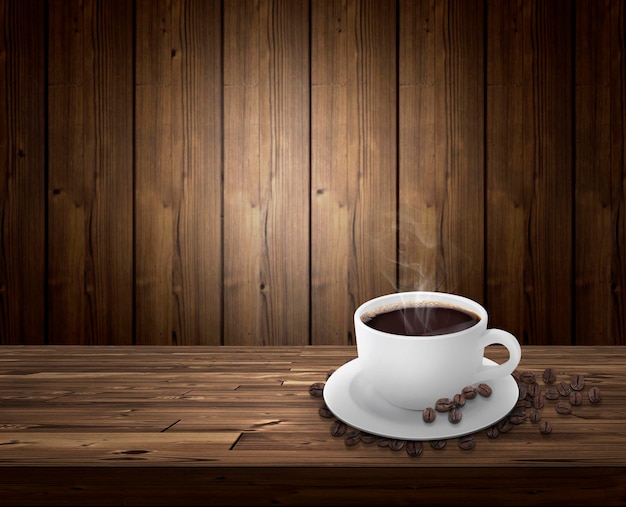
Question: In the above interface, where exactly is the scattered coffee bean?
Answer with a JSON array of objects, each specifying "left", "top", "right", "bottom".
[
  {"left": 448, "top": 407, "right": 462, "bottom": 424},
  {"left": 453, "top": 393, "right": 466, "bottom": 407},
  {"left": 557, "top": 381, "right": 572, "bottom": 397},
  {"left": 435, "top": 398, "right": 454, "bottom": 412},
  {"left": 360, "top": 432, "right": 377, "bottom": 444},
  {"left": 527, "top": 382, "right": 541, "bottom": 397},
  {"left": 555, "top": 401, "right": 572, "bottom": 415},
  {"left": 520, "top": 371, "right": 536, "bottom": 384},
  {"left": 512, "top": 370, "right": 521, "bottom": 381},
  {"left": 458, "top": 435, "right": 476, "bottom": 450},
  {"left": 344, "top": 430, "right": 361, "bottom": 446},
  {"left": 377, "top": 438, "right": 390, "bottom": 448},
  {"left": 508, "top": 412, "right": 528, "bottom": 425},
  {"left": 318, "top": 404, "right": 334, "bottom": 418},
  {"left": 570, "top": 373, "right": 585, "bottom": 391},
  {"left": 326, "top": 369, "right": 336, "bottom": 380},
  {"left": 423, "top": 407, "right": 436, "bottom": 423},
  {"left": 533, "top": 393, "right": 545, "bottom": 409},
  {"left": 588, "top": 386, "right": 602, "bottom": 403},
  {"left": 517, "top": 382, "right": 528, "bottom": 400},
  {"left": 330, "top": 420, "right": 347, "bottom": 437},
  {"left": 545, "top": 386, "right": 560, "bottom": 400},
  {"left": 486, "top": 425, "right": 500, "bottom": 438},
  {"left": 309, "top": 382, "right": 325, "bottom": 397},
  {"left": 540, "top": 420, "right": 553, "bottom": 434},
  {"left": 477, "top": 383, "right": 492, "bottom": 397},
  {"left": 529, "top": 408, "right": 542, "bottom": 423},
  {"left": 462, "top": 385, "right": 477, "bottom": 399},
  {"left": 430, "top": 439, "right": 447, "bottom": 449},
  {"left": 388, "top": 439, "right": 405, "bottom": 451},
  {"left": 497, "top": 418, "right": 514, "bottom": 433},
  {"left": 569, "top": 391, "right": 583, "bottom": 406},
  {"left": 406, "top": 440, "right": 423, "bottom": 457},
  {"left": 542, "top": 368, "right": 557, "bottom": 384}
]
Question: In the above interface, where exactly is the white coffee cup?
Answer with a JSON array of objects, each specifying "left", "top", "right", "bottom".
[{"left": 354, "top": 291, "right": 522, "bottom": 411}]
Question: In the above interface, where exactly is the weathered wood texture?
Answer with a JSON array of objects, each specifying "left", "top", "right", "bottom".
[
  {"left": 0, "top": 345, "right": 624, "bottom": 506},
  {"left": 1, "top": 0, "right": 625, "bottom": 346}
]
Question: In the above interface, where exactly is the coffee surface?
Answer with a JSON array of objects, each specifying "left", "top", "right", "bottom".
[{"left": 362, "top": 303, "right": 480, "bottom": 336}]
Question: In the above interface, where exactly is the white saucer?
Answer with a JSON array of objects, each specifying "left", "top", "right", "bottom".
[{"left": 323, "top": 357, "right": 519, "bottom": 441}]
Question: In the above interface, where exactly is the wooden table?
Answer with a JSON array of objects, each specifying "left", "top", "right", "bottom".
[{"left": 0, "top": 345, "right": 624, "bottom": 506}]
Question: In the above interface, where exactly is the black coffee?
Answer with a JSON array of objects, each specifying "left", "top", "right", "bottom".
[{"left": 361, "top": 302, "right": 480, "bottom": 336}]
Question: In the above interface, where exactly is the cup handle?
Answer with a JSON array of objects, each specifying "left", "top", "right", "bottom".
[{"left": 473, "top": 329, "right": 522, "bottom": 383}]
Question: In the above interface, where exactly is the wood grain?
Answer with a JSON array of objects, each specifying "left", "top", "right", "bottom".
[
  {"left": 0, "top": 0, "right": 625, "bottom": 346},
  {"left": 0, "top": 0, "right": 45, "bottom": 344},
  {"left": 0, "top": 345, "right": 624, "bottom": 505}
]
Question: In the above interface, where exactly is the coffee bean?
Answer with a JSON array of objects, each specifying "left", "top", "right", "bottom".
[
  {"left": 508, "top": 412, "right": 528, "bottom": 425},
  {"left": 318, "top": 404, "right": 334, "bottom": 418},
  {"left": 462, "top": 385, "right": 477, "bottom": 399},
  {"left": 517, "top": 382, "right": 528, "bottom": 400},
  {"left": 529, "top": 408, "right": 542, "bottom": 423},
  {"left": 326, "top": 369, "right": 336, "bottom": 380},
  {"left": 588, "top": 386, "right": 602, "bottom": 403},
  {"left": 435, "top": 398, "right": 454, "bottom": 412},
  {"left": 570, "top": 373, "right": 585, "bottom": 391},
  {"left": 520, "top": 370, "right": 536, "bottom": 384},
  {"left": 486, "top": 425, "right": 500, "bottom": 438},
  {"left": 360, "top": 432, "right": 377, "bottom": 444},
  {"left": 458, "top": 435, "right": 476, "bottom": 450},
  {"left": 423, "top": 407, "right": 436, "bottom": 423},
  {"left": 540, "top": 420, "right": 553, "bottom": 434},
  {"left": 309, "top": 382, "right": 325, "bottom": 397},
  {"left": 377, "top": 438, "right": 390, "bottom": 448},
  {"left": 545, "top": 386, "right": 560, "bottom": 400},
  {"left": 344, "top": 430, "right": 361, "bottom": 446},
  {"left": 497, "top": 418, "right": 514, "bottom": 433},
  {"left": 477, "top": 383, "right": 492, "bottom": 397},
  {"left": 557, "top": 381, "right": 571, "bottom": 397},
  {"left": 330, "top": 420, "right": 347, "bottom": 437},
  {"left": 430, "top": 439, "right": 447, "bottom": 449},
  {"left": 542, "top": 368, "right": 557, "bottom": 384},
  {"left": 389, "top": 439, "right": 405, "bottom": 451},
  {"left": 453, "top": 393, "right": 466, "bottom": 407},
  {"left": 533, "top": 393, "right": 545, "bottom": 409},
  {"left": 448, "top": 407, "right": 462, "bottom": 424},
  {"left": 512, "top": 370, "right": 521, "bottom": 382},
  {"left": 556, "top": 401, "right": 572, "bottom": 415},
  {"left": 406, "top": 440, "right": 423, "bottom": 457},
  {"left": 527, "top": 382, "right": 541, "bottom": 397},
  {"left": 569, "top": 391, "right": 583, "bottom": 406}
]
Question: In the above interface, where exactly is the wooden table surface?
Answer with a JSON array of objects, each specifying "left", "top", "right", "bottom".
[{"left": 0, "top": 345, "right": 624, "bottom": 506}]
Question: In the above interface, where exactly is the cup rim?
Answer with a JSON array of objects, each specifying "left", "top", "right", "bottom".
[{"left": 354, "top": 290, "right": 487, "bottom": 340}]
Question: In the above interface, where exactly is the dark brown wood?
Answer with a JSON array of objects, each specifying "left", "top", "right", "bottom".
[
  {"left": 0, "top": 345, "right": 624, "bottom": 506},
  {"left": 0, "top": 0, "right": 45, "bottom": 344},
  {"left": 223, "top": 0, "right": 310, "bottom": 346},
  {"left": 0, "top": 0, "right": 625, "bottom": 346},
  {"left": 135, "top": 0, "right": 175, "bottom": 345}
]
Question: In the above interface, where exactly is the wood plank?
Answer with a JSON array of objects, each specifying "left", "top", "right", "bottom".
[
  {"left": 346, "top": 0, "right": 397, "bottom": 311},
  {"left": 47, "top": 0, "right": 88, "bottom": 344},
  {"left": 135, "top": 0, "right": 175, "bottom": 345},
  {"left": 575, "top": 0, "right": 616, "bottom": 345},
  {"left": 428, "top": 0, "right": 485, "bottom": 301},
  {"left": 223, "top": 0, "right": 310, "bottom": 345},
  {"left": 0, "top": 0, "right": 45, "bottom": 344},
  {"left": 398, "top": 0, "right": 438, "bottom": 293},
  {"left": 169, "top": 0, "right": 222, "bottom": 344},
  {"left": 522, "top": 0, "right": 573, "bottom": 344},
  {"left": 310, "top": 0, "right": 352, "bottom": 344},
  {"left": 49, "top": 0, "right": 134, "bottom": 344},
  {"left": 0, "top": 346, "right": 625, "bottom": 506},
  {"left": 609, "top": 0, "right": 626, "bottom": 345},
  {"left": 486, "top": 0, "right": 528, "bottom": 341}
]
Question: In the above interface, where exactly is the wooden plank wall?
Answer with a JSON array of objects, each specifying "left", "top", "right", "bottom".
[{"left": 0, "top": 0, "right": 624, "bottom": 347}]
